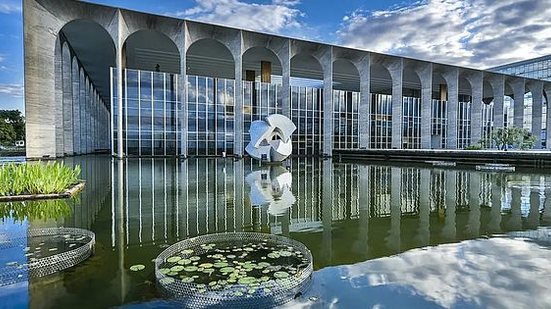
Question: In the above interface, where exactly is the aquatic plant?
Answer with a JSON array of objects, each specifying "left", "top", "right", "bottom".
[
  {"left": 0, "top": 199, "right": 73, "bottom": 222},
  {"left": 0, "top": 162, "right": 81, "bottom": 196}
]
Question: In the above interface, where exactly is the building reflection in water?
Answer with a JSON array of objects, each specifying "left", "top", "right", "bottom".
[
  {"left": 10, "top": 156, "right": 551, "bottom": 307},
  {"left": 102, "top": 157, "right": 551, "bottom": 267}
]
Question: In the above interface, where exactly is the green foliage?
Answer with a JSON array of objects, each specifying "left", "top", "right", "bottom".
[
  {"left": 0, "top": 162, "right": 81, "bottom": 196},
  {"left": 490, "top": 127, "right": 536, "bottom": 151},
  {"left": 464, "top": 144, "right": 483, "bottom": 150},
  {"left": 0, "top": 199, "right": 72, "bottom": 223},
  {"left": 0, "top": 110, "right": 25, "bottom": 146}
]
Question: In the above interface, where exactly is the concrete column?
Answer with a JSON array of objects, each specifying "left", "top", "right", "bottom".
[
  {"left": 442, "top": 68, "right": 459, "bottom": 149},
  {"left": 387, "top": 167, "right": 401, "bottom": 252},
  {"left": 509, "top": 186, "right": 522, "bottom": 231},
  {"left": 490, "top": 75, "right": 505, "bottom": 130},
  {"left": 389, "top": 59, "right": 403, "bottom": 149},
  {"left": 62, "top": 43, "right": 74, "bottom": 156},
  {"left": 54, "top": 41, "right": 64, "bottom": 157},
  {"left": 279, "top": 40, "right": 291, "bottom": 119},
  {"left": 543, "top": 187, "right": 551, "bottom": 223},
  {"left": 417, "top": 169, "right": 430, "bottom": 246},
  {"left": 318, "top": 46, "right": 334, "bottom": 156},
  {"left": 72, "top": 59, "right": 80, "bottom": 155},
  {"left": 321, "top": 159, "right": 333, "bottom": 265},
  {"left": 527, "top": 189, "right": 540, "bottom": 229},
  {"left": 85, "top": 78, "right": 91, "bottom": 154},
  {"left": 467, "top": 172, "right": 481, "bottom": 237},
  {"left": 358, "top": 165, "right": 369, "bottom": 258},
  {"left": 79, "top": 68, "right": 86, "bottom": 154},
  {"left": 177, "top": 23, "right": 186, "bottom": 157},
  {"left": 442, "top": 170, "right": 457, "bottom": 240},
  {"left": 358, "top": 54, "right": 370, "bottom": 149},
  {"left": 511, "top": 78, "right": 525, "bottom": 128},
  {"left": 529, "top": 82, "right": 544, "bottom": 149},
  {"left": 546, "top": 86, "right": 551, "bottom": 149},
  {"left": 417, "top": 63, "right": 433, "bottom": 149},
  {"left": 23, "top": 0, "right": 61, "bottom": 158},
  {"left": 233, "top": 36, "right": 244, "bottom": 157},
  {"left": 467, "top": 72, "right": 483, "bottom": 144},
  {"left": 489, "top": 174, "right": 503, "bottom": 233},
  {"left": 116, "top": 10, "right": 124, "bottom": 158}
]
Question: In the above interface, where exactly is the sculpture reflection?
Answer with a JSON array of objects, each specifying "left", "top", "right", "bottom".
[{"left": 245, "top": 165, "right": 296, "bottom": 217}]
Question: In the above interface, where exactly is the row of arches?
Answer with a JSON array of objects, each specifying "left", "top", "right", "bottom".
[{"left": 53, "top": 14, "right": 551, "bottom": 157}]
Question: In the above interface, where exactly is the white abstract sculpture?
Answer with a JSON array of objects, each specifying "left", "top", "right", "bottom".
[
  {"left": 245, "top": 166, "right": 296, "bottom": 216},
  {"left": 245, "top": 114, "right": 296, "bottom": 162}
]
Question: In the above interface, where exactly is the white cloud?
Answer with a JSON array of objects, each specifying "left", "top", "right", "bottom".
[
  {"left": 337, "top": 0, "right": 551, "bottom": 68},
  {"left": 166, "top": 0, "right": 304, "bottom": 34},
  {"left": 0, "top": 1, "right": 21, "bottom": 14},
  {"left": 0, "top": 84, "right": 24, "bottom": 98}
]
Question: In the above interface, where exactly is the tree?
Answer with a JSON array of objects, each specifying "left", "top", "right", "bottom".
[
  {"left": 490, "top": 127, "right": 536, "bottom": 151},
  {"left": 0, "top": 110, "right": 25, "bottom": 146}
]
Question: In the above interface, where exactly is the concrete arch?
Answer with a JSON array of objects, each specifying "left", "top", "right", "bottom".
[
  {"left": 186, "top": 38, "right": 235, "bottom": 79},
  {"left": 184, "top": 21, "right": 240, "bottom": 60},
  {"left": 242, "top": 46, "right": 283, "bottom": 80},
  {"left": 290, "top": 53, "right": 324, "bottom": 81},
  {"left": 333, "top": 58, "right": 360, "bottom": 91},
  {"left": 123, "top": 29, "right": 181, "bottom": 74}
]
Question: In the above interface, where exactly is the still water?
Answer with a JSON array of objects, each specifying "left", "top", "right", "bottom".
[{"left": 1, "top": 156, "right": 551, "bottom": 308}]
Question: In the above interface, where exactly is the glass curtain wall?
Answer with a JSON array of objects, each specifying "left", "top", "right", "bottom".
[
  {"left": 243, "top": 81, "right": 281, "bottom": 150},
  {"left": 457, "top": 96, "right": 472, "bottom": 149},
  {"left": 370, "top": 94, "right": 393, "bottom": 149},
  {"left": 402, "top": 96, "right": 421, "bottom": 149},
  {"left": 333, "top": 90, "right": 360, "bottom": 150},
  {"left": 110, "top": 68, "right": 181, "bottom": 156},
  {"left": 290, "top": 86, "right": 323, "bottom": 156},
  {"left": 431, "top": 99, "right": 448, "bottom": 148},
  {"left": 186, "top": 75, "right": 235, "bottom": 156},
  {"left": 481, "top": 102, "right": 494, "bottom": 146}
]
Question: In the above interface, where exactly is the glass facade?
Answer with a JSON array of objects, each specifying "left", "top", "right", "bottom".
[
  {"left": 109, "top": 67, "right": 529, "bottom": 156},
  {"left": 290, "top": 86, "right": 323, "bottom": 156},
  {"left": 111, "top": 68, "right": 181, "bottom": 156},
  {"left": 457, "top": 97, "right": 472, "bottom": 149},
  {"left": 402, "top": 96, "right": 421, "bottom": 149},
  {"left": 370, "top": 94, "right": 393, "bottom": 149},
  {"left": 431, "top": 99, "right": 447, "bottom": 148},
  {"left": 333, "top": 90, "right": 360, "bottom": 150},
  {"left": 186, "top": 75, "right": 235, "bottom": 156},
  {"left": 491, "top": 55, "right": 551, "bottom": 81}
]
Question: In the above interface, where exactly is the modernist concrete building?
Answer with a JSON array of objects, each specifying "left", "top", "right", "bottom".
[{"left": 23, "top": 0, "right": 551, "bottom": 158}]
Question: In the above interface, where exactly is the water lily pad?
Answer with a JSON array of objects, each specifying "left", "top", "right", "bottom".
[
  {"left": 167, "top": 271, "right": 179, "bottom": 276},
  {"left": 167, "top": 256, "right": 182, "bottom": 263},
  {"left": 220, "top": 267, "right": 235, "bottom": 273},
  {"left": 159, "top": 268, "right": 170, "bottom": 275},
  {"left": 184, "top": 266, "right": 198, "bottom": 272},
  {"left": 199, "top": 263, "right": 214, "bottom": 268},
  {"left": 129, "top": 264, "right": 145, "bottom": 272},
  {"left": 227, "top": 255, "right": 236, "bottom": 259},
  {"left": 274, "top": 271, "right": 289, "bottom": 279},
  {"left": 213, "top": 262, "right": 229, "bottom": 268},
  {"left": 238, "top": 277, "right": 257, "bottom": 285},
  {"left": 181, "top": 249, "right": 194, "bottom": 255},
  {"left": 181, "top": 277, "right": 194, "bottom": 283},
  {"left": 177, "top": 258, "right": 192, "bottom": 265},
  {"left": 258, "top": 262, "right": 270, "bottom": 268},
  {"left": 279, "top": 250, "right": 293, "bottom": 257},
  {"left": 170, "top": 265, "right": 185, "bottom": 272},
  {"left": 234, "top": 291, "right": 244, "bottom": 297},
  {"left": 189, "top": 256, "right": 201, "bottom": 261},
  {"left": 267, "top": 252, "right": 280, "bottom": 259},
  {"left": 160, "top": 277, "right": 175, "bottom": 284}
]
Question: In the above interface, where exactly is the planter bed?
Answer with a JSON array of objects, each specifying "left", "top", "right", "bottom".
[{"left": 0, "top": 181, "right": 86, "bottom": 202}]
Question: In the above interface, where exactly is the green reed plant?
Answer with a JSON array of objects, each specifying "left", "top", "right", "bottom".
[
  {"left": 0, "top": 162, "right": 81, "bottom": 196},
  {"left": 0, "top": 199, "right": 73, "bottom": 222}
]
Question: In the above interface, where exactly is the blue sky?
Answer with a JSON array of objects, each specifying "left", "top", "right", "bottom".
[{"left": 1, "top": 0, "right": 551, "bottom": 114}]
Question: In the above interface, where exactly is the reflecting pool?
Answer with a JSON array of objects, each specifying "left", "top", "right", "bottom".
[{"left": 1, "top": 156, "right": 551, "bottom": 308}]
